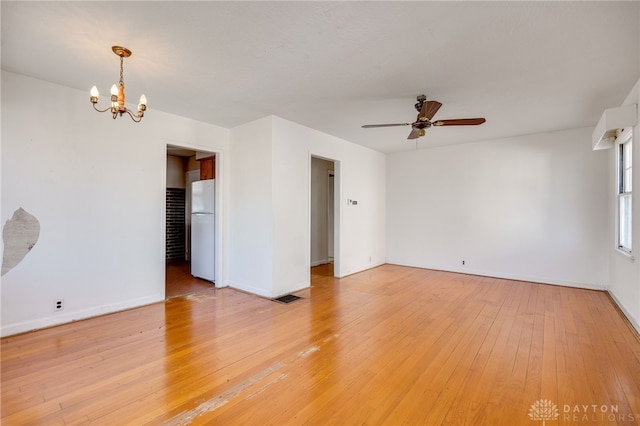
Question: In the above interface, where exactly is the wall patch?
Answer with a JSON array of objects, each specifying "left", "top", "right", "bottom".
[{"left": 2, "top": 208, "right": 40, "bottom": 276}]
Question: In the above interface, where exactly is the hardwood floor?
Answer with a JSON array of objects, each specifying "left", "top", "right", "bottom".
[
  {"left": 2, "top": 264, "right": 640, "bottom": 425},
  {"left": 165, "top": 260, "right": 215, "bottom": 299}
]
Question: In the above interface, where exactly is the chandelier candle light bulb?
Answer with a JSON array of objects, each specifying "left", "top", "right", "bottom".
[
  {"left": 90, "top": 46, "right": 147, "bottom": 123},
  {"left": 138, "top": 94, "right": 147, "bottom": 114},
  {"left": 110, "top": 84, "right": 118, "bottom": 110}
]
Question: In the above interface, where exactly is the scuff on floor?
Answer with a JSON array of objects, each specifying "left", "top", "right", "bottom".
[
  {"left": 161, "top": 335, "right": 339, "bottom": 425},
  {"left": 161, "top": 361, "right": 287, "bottom": 426},
  {"left": 184, "top": 292, "right": 217, "bottom": 303}
]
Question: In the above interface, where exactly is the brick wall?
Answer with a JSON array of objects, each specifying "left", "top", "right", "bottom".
[{"left": 166, "top": 188, "right": 186, "bottom": 260}]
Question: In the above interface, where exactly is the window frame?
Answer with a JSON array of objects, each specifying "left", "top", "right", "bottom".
[{"left": 616, "top": 127, "right": 633, "bottom": 255}]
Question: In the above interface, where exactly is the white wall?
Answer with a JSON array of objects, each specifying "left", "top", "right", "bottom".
[
  {"left": 227, "top": 116, "right": 274, "bottom": 297},
  {"left": 1, "top": 71, "right": 230, "bottom": 336},
  {"left": 274, "top": 117, "right": 386, "bottom": 280},
  {"left": 387, "top": 127, "right": 609, "bottom": 289},
  {"left": 271, "top": 122, "right": 312, "bottom": 296},
  {"left": 228, "top": 116, "right": 386, "bottom": 298},
  {"left": 608, "top": 78, "right": 640, "bottom": 333}
]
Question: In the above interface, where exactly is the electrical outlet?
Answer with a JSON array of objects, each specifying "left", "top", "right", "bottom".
[{"left": 54, "top": 299, "right": 64, "bottom": 312}]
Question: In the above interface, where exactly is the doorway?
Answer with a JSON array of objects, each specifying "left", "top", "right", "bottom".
[
  {"left": 165, "top": 145, "right": 217, "bottom": 298},
  {"left": 310, "top": 156, "right": 337, "bottom": 277}
]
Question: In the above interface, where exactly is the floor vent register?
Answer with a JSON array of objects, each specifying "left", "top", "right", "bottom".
[{"left": 273, "top": 294, "right": 302, "bottom": 304}]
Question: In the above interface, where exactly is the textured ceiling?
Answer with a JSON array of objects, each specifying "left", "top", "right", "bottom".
[{"left": 2, "top": 1, "right": 639, "bottom": 153}]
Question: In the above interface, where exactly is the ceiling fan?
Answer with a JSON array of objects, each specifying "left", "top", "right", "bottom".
[{"left": 362, "top": 95, "right": 486, "bottom": 139}]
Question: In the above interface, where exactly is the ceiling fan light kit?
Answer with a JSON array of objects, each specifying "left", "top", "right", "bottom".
[
  {"left": 90, "top": 46, "right": 147, "bottom": 123},
  {"left": 362, "top": 95, "right": 485, "bottom": 140}
]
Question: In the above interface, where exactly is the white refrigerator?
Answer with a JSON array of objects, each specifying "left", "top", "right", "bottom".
[{"left": 191, "top": 180, "right": 215, "bottom": 282}]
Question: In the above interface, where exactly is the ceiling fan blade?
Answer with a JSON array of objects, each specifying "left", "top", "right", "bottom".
[
  {"left": 407, "top": 128, "right": 421, "bottom": 139},
  {"left": 362, "top": 123, "right": 411, "bottom": 128},
  {"left": 419, "top": 101, "right": 442, "bottom": 121},
  {"left": 432, "top": 118, "right": 486, "bottom": 126}
]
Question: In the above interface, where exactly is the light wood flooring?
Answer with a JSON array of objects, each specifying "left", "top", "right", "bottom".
[
  {"left": 2, "top": 264, "right": 640, "bottom": 425},
  {"left": 165, "top": 260, "right": 215, "bottom": 299}
]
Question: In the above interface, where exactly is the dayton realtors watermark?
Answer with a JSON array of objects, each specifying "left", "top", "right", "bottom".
[
  {"left": 562, "top": 404, "right": 637, "bottom": 422},
  {"left": 529, "top": 399, "right": 638, "bottom": 424}
]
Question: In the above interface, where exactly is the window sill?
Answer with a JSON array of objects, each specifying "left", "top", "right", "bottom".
[{"left": 615, "top": 248, "right": 635, "bottom": 261}]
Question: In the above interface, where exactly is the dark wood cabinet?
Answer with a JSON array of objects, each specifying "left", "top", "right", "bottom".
[{"left": 199, "top": 156, "right": 215, "bottom": 180}]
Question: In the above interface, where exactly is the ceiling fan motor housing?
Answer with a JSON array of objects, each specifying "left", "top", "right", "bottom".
[{"left": 413, "top": 120, "right": 431, "bottom": 129}]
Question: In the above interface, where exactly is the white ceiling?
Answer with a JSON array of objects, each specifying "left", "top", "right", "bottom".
[{"left": 2, "top": 1, "right": 639, "bottom": 154}]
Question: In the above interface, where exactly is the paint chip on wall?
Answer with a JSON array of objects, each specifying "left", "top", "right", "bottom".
[{"left": 2, "top": 208, "right": 40, "bottom": 276}]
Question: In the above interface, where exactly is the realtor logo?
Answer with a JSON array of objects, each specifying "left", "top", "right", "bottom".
[{"left": 529, "top": 399, "right": 560, "bottom": 425}]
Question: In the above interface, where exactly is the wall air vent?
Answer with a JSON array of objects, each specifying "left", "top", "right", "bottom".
[{"left": 592, "top": 104, "right": 637, "bottom": 150}]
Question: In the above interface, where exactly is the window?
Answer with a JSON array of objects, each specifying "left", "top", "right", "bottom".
[{"left": 617, "top": 128, "right": 633, "bottom": 254}]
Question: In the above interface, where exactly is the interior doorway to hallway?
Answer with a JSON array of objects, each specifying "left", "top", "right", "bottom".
[
  {"left": 310, "top": 156, "right": 337, "bottom": 276},
  {"left": 165, "top": 144, "right": 217, "bottom": 298}
]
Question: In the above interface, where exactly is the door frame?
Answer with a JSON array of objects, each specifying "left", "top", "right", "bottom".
[
  {"left": 164, "top": 144, "right": 221, "bottom": 295},
  {"left": 309, "top": 155, "right": 340, "bottom": 278},
  {"left": 327, "top": 170, "right": 335, "bottom": 262}
]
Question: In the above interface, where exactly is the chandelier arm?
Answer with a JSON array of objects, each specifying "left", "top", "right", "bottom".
[
  {"left": 92, "top": 103, "right": 113, "bottom": 113},
  {"left": 124, "top": 108, "right": 142, "bottom": 123}
]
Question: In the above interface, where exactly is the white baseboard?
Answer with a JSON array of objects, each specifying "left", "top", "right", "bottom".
[
  {"left": 607, "top": 290, "right": 640, "bottom": 336},
  {"left": 1, "top": 294, "right": 165, "bottom": 337},
  {"left": 385, "top": 260, "right": 607, "bottom": 290},
  {"left": 273, "top": 282, "right": 310, "bottom": 299},
  {"left": 227, "top": 280, "right": 310, "bottom": 299},
  {"left": 336, "top": 261, "right": 385, "bottom": 278},
  {"left": 227, "top": 280, "right": 273, "bottom": 298}
]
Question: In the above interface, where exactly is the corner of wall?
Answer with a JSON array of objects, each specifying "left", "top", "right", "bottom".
[{"left": 608, "top": 289, "right": 640, "bottom": 336}]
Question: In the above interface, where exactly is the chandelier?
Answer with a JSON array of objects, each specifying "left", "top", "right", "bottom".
[{"left": 90, "top": 46, "right": 147, "bottom": 123}]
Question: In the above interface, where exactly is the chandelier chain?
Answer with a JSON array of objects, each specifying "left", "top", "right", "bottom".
[{"left": 119, "top": 55, "right": 124, "bottom": 87}]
